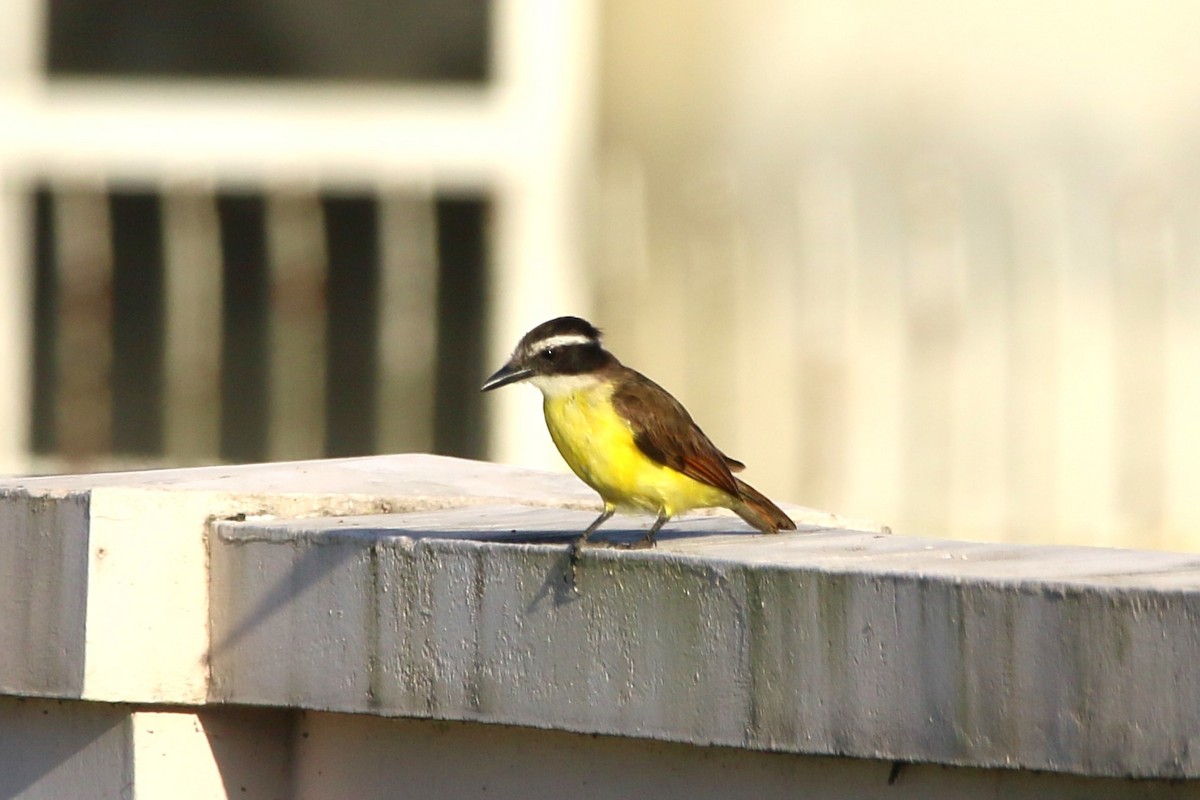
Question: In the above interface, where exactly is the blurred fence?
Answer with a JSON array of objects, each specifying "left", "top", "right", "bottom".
[{"left": 592, "top": 150, "right": 1200, "bottom": 550}]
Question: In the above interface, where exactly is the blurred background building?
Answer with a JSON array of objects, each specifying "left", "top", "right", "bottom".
[{"left": 1, "top": 0, "right": 1198, "bottom": 551}]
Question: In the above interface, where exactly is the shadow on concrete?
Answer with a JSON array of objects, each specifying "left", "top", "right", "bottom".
[
  {"left": 208, "top": 533, "right": 361, "bottom": 662},
  {"left": 199, "top": 706, "right": 295, "bottom": 799},
  {"left": 0, "top": 696, "right": 128, "bottom": 799}
]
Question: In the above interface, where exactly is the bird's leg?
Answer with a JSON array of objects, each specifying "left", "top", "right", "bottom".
[
  {"left": 569, "top": 505, "right": 615, "bottom": 591},
  {"left": 570, "top": 505, "right": 614, "bottom": 563},
  {"left": 626, "top": 511, "right": 670, "bottom": 550}
]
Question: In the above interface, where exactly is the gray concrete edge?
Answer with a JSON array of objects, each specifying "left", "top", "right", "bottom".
[{"left": 208, "top": 506, "right": 1200, "bottom": 782}]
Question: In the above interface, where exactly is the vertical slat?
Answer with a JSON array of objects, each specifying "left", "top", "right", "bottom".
[
  {"left": 162, "top": 188, "right": 223, "bottom": 462},
  {"left": 681, "top": 169, "right": 744, "bottom": 445},
  {"left": 0, "top": 0, "right": 42, "bottom": 472},
  {"left": 265, "top": 189, "right": 327, "bottom": 461},
  {"left": 0, "top": 0, "right": 40, "bottom": 78},
  {"left": 946, "top": 182, "right": 1009, "bottom": 540},
  {"left": 730, "top": 191, "right": 797, "bottom": 500},
  {"left": 52, "top": 185, "right": 114, "bottom": 462},
  {"left": 1005, "top": 165, "right": 1066, "bottom": 542},
  {"left": 843, "top": 165, "right": 906, "bottom": 531},
  {"left": 0, "top": 183, "right": 32, "bottom": 473},
  {"left": 789, "top": 159, "right": 857, "bottom": 510},
  {"left": 486, "top": 0, "right": 598, "bottom": 469},
  {"left": 592, "top": 151, "right": 651, "bottom": 337},
  {"left": 898, "top": 156, "right": 967, "bottom": 537},
  {"left": 1112, "top": 187, "right": 1170, "bottom": 543},
  {"left": 1163, "top": 196, "right": 1200, "bottom": 547},
  {"left": 592, "top": 149, "right": 658, "bottom": 407},
  {"left": 375, "top": 192, "right": 438, "bottom": 454},
  {"left": 1055, "top": 178, "right": 1117, "bottom": 545}
]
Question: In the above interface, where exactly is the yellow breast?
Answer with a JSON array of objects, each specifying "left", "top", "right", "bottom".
[{"left": 541, "top": 380, "right": 730, "bottom": 517}]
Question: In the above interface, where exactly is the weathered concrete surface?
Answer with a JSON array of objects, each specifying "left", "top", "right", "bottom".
[
  {"left": 4, "top": 697, "right": 1193, "bottom": 799},
  {"left": 0, "top": 455, "right": 603, "bottom": 703},
  {"left": 6, "top": 454, "right": 1199, "bottom": 789},
  {"left": 0, "top": 697, "right": 131, "bottom": 800},
  {"left": 211, "top": 504, "right": 1200, "bottom": 781},
  {"left": 0, "top": 454, "right": 854, "bottom": 704},
  {"left": 0, "top": 492, "right": 90, "bottom": 698},
  {"left": 0, "top": 455, "right": 581, "bottom": 703},
  {"left": 291, "top": 711, "right": 1199, "bottom": 800}
]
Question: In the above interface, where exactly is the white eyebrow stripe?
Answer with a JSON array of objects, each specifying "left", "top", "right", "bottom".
[{"left": 530, "top": 333, "right": 595, "bottom": 351}]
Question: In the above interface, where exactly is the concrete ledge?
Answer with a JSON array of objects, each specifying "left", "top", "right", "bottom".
[
  {"left": 2, "top": 454, "right": 1198, "bottom": 788},
  {"left": 0, "top": 454, "right": 858, "bottom": 705},
  {"left": 210, "top": 503, "right": 1200, "bottom": 781},
  {"left": 0, "top": 455, "right": 603, "bottom": 703}
]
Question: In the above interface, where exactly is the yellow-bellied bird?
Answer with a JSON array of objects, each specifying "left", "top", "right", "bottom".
[{"left": 482, "top": 316, "right": 796, "bottom": 558}]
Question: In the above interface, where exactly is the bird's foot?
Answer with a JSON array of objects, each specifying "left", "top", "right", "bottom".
[
  {"left": 567, "top": 539, "right": 612, "bottom": 592},
  {"left": 619, "top": 538, "right": 657, "bottom": 550},
  {"left": 567, "top": 540, "right": 585, "bottom": 591}
]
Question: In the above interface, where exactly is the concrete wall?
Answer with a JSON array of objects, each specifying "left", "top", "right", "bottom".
[
  {"left": 1, "top": 455, "right": 1198, "bottom": 798},
  {"left": 290, "top": 712, "right": 1195, "bottom": 800}
]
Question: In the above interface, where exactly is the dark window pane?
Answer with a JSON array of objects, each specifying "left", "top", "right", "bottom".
[
  {"left": 110, "top": 191, "right": 165, "bottom": 455},
  {"left": 218, "top": 193, "right": 269, "bottom": 462},
  {"left": 323, "top": 194, "right": 378, "bottom": 457},
  {"left": 433, "top": 196, "right": 487, "bottom": 459},
  {"left": 31, "top": 188, "right": 57, "bottom": 454},
  {"left": 46, "top": 0, "right": 490, "bottom": 83}
]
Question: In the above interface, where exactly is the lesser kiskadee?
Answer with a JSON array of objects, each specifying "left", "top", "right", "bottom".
[{"left": 482, "top": 316, "right": 796, "bottom": 556}]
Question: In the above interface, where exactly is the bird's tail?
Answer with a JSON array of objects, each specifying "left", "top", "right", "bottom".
[{"left": 731, "top": 478, "right": 797, "bottom": 533}]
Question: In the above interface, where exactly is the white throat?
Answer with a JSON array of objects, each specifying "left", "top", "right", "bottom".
[{"left": 527, "top": 372, "right": 605, "bottom": 398}]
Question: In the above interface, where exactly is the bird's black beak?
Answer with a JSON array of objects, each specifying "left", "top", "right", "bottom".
[{"left": 481, "top": 360, "right": 533, "bottom": 391}]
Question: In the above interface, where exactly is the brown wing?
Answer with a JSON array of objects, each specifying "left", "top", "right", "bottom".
[{"left": 611, "top": 371, "right": 741, "bottom": 497}]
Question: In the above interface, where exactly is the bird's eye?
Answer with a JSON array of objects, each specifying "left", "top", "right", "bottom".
[{"left": 540, "top": 347, "right": 556, "bottom": 361}]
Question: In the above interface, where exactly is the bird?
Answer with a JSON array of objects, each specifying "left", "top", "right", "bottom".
[{"left": 481, "top": 316, "right": 796, "bottom": 559}]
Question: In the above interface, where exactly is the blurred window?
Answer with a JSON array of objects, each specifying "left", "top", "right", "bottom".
[
  {"left": 31, "top": 187, "right": 489, "bottom": 464},
  {"left": 46, "top": 0, "right": 490, "bottom": 82}
]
